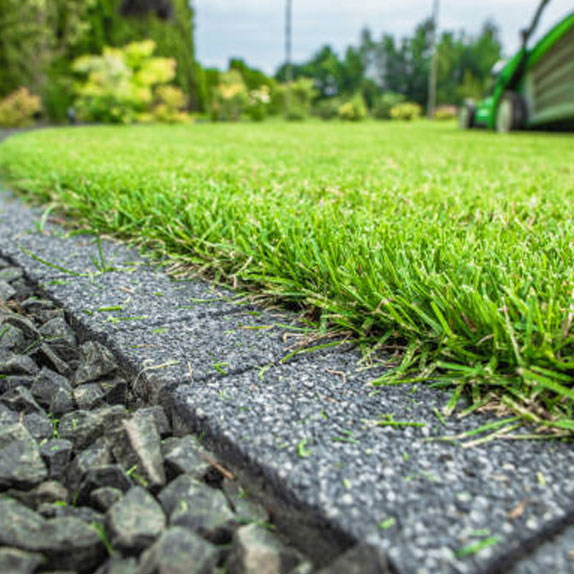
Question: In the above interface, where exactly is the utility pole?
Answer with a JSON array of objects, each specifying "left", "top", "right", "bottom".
[
  {"left": 427, "top": 0, "right": 440, "bottom": 119},
  {"left": 285, "top": 0, "right": 293, "bottom": 116}
]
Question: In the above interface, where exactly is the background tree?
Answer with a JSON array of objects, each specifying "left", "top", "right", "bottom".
[
  {"left": 0, "top": 0, "right": 199, "bottom": 120},
  {"left": 276, "top": 15, "right": 502, "bottom": 112}
]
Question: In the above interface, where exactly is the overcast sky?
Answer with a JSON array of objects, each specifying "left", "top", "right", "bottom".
[{"left": 194, "top": 0, "right": 573, "bottom": 74}]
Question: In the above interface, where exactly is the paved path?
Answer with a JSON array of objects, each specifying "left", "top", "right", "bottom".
[{"left": 1, "top": 186, "right": 574, "bottom": 573}]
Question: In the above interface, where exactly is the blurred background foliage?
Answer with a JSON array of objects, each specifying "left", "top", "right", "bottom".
[{"left": 0, "top": 0, "right": 502, "bottom": 125}]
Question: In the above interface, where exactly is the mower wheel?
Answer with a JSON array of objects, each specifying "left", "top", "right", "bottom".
[
  {"left": 496, "top": 91, "right": 526, "bottom": 133},
  {"left": 459, "top": 102, "right": 476, "bottom": 130}
]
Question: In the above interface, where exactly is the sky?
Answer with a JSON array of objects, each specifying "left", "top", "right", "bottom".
[{"left": 194, "top": 0, "right": 573, "bottom": 74}]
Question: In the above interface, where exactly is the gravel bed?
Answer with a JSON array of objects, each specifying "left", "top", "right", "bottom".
[{"left": 0, "top": 257, "right": 351, "bottom": 574}]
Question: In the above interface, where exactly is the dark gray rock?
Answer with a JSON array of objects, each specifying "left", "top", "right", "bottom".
[
  {"left": 0, "top": 423, "right": 47, "bottom": 488},
  {"left": 138, "top": 405, "right": 171, "bottom": 438},
  {"left": 108, "top": 409, "right": 165, "bottom": 490},
  {"left": 159, "top": 475, "right": 235, "bottom": 543},
  {"left": 90, "top": 486, "right": 123, "bottom": 512},
  {"left": 59, "top": 405, "right": 128, "bottom": 450},
  {"left": 78, "top": 464, "right": 132, "bottom": 503},
  {"left": 66, "top": 438, "right": 112, "bottom": 492},
  {"left": 222, "top": 479, "right": 270, "bottom": 524},
  {"left": 23, "top": 411, "right": 54, "bottom": 441},
  {"left": 315, "top": 544, "right": 390, "bottom": 574},
  {"left": 0, "top": 355, "right": 40, "bottom": 376},
  {"left": 50, "top": 387, "right": 74, "bottom": 416},
  {"left": 0, "top": 375, "right": 35, "bottom": 394},
  {"left": 21, "top": 297, "right": 57, "bottom": 313},
  {"left": 40, "top": 439, "right": 73, "bottom": 481},
  {"left": 1, "top": 385, "right": 44, "bottom": 414},
  {"left": 39, "top": 317, "right": 78, "bottom": 361},
  {"left": 0, "top": 547, "right": 43, "bottom": 574},
  {"left": 37, "top": 503, "right": 104, "bottom": 525},
  {"left": 106, "top": 486, "right": 166, "bottom": 553},
  {"left": 138, "top": 527, "right": 219, "bottom": 574},
  {"left": 32, "top": 480, "right": 69, "bottom": 506},
  {"left": 31, "top": 368, "right": 73, "bottom": 413},
  {"left": 73, "top": 383, "right": 106, "bottom": 410},
  {"left": 0, "top": 496, "right": 47, "bottom": 543},
  {"left": 9, "top": 279, "right": 34, "bottom": 300},
  {"left": 0, "top": 497, "right": 105, "bottom": 573},
  {"left": 99, "top": 378, "right": 127, "bottom": 405},
  {"left": 0, "top": 279, "right": 16, "bottom": 301},
  {"left": 0, "top": 402, "right": 18, "bottom": 427},
  {"left": 37, "top": 342, "right": 71, "bottom": 376},
  {"left": 95, "top": 555, "right": 139, "bottom": 574},
  {"left": 8, "top": 480, "right": 69, "bottom": 509},
  {"left": 74, "top": 341, "right": 118, "bottom": 385},
  {"left": 0, "top": 266, "right": 23, "bottom": 283},
  {"left": 0, "top": 313, "right": 38, "bottom": 340},
  {"left": 288, "top": 562, "right": 314, "bottom": 574},
  {"left": 163, "top": 435, "right": 213, "bottom": 481},
  {"left": 39, "top": 317, "right": 76, "bottom": 344},
  {"left": 227, "top": 524, "right": 303, "bottom": 574},
  {"left": 0, "top": 323, "right": 25, "bottom": 354}
]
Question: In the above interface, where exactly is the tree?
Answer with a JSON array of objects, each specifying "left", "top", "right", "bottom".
[{"left": 278, "top": 16, "right": 503, "bottom": 111}]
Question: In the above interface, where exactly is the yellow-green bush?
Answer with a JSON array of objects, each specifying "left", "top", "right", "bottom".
[
  {"left": 434, "top": 105, "right": 458, "bottom": 120},
  {"left": 150, "top": 86, "right": 190, "bottom": 124},
  {"left": 211, "top": 70, "right": 248, "bottom": 122},
  {"left": 279, "top": 78, "right": 316, "bottom": 121},
  {"left": 390, "top": 102, "right": 422, "bottom": 121},
  {"left": 373, "top": 92, "right": 405, "bottom": 120},
  {"left": 0, "top": 88, "right": 41, "bottom": 127},
  {"left": 72, "top": 40, "right": 178, "bottom": 124},
  {"left": 338, "top": 96, "right": 367, "bottom": 122},
  {"left": 246, "top": 86, "right": 271, "bottom": 122}
]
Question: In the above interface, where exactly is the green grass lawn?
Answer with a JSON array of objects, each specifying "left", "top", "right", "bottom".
[{"left": 1, "top": 121, "right": 574, "bottom": 433}]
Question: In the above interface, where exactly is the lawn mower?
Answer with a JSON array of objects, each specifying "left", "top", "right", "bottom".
[{"left": 460, "top": 0, "right": 574, "bottom": 132}]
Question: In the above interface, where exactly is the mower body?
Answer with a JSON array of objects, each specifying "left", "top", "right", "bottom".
[{"left": 463, "top": 11, "right": 574, "bottom": 132}]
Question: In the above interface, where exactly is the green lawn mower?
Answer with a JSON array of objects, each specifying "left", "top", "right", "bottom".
[{"left": 460, "top": 0, "right": 574, "bottom": 132}]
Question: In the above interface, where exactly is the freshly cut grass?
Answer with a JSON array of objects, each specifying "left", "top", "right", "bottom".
[{"left": 1, "top": 121, "right": 574, "bottom": 431}]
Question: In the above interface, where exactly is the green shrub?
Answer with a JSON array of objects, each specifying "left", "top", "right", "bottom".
[
  {"left": 434, "top": 105, "right": 458, "bottom": 120},
  {"left": 338, "top": 95, "right": 367, "bottom": 122},
  {"left": 373, "top": 92, "right": 405, "bottom": 120},
  {"left": 211, "top": 70, "right": 248, "bottom": 122},
  {"left": 149, "top": 86, "right": 190, "bottom": 124},
  {"left": 390, "top": 102, "right": 422, "bottom": 121},
  {"left": 314, "top": 98, "right": 340, "bottom": 121},
  {"left": 246, "top": 86, "right": 271, "bottom": 122},
  {"left": 0, "top": 88, "right": 41, "bottom": 127},
  {"left": 280, "top": 78, "right": 316, "bottom": 121},
  {"left": 72, "top": 40, "right": 177, "bottom": 124},
  {"left": 283, "top": 107, "right": 307, "bottom": 122}
]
